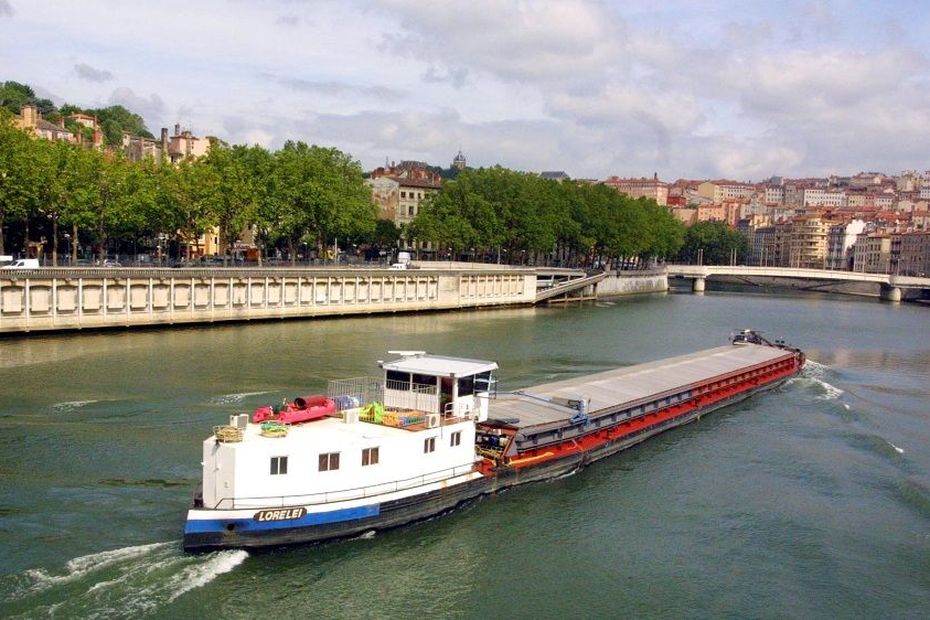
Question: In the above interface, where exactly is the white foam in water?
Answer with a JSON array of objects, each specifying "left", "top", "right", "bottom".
[
  {"left": 786, "top": 359, "right": 845, "bottom": 401},
  {"left": 24, "top": 542, "right": 170, "bottom": 591},
  {"left": 166, "top": 550, "right": 249, "bottom": 602},
  {"left": 209, "top": 391, "right": 272, "bottom": 405},
  {"left": 50, "top": 400, "right": 101, "bottom": 412},
  {"left": 888, "top": 441, "right": 905, "bottom": 455},
  {"left": 15, "top": 543, "right": 248, "bottom": 617},
  {"left": 802, "top": 359, "right": 829, "bottom": 378},
  {"left": 813, "top": 378, "right": 844, "bottom": 400}
]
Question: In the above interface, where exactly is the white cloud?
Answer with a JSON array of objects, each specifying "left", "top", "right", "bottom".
[{"left": 1, "top": 0, "right": 928, "bottom": 179}]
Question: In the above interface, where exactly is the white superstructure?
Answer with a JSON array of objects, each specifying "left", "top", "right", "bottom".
[{"left": 196, "top": 353, "right": 498, "bottom": 512}]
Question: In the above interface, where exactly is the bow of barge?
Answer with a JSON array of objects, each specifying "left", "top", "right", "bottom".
[{"left": 183, "top": 332, "right": 804, "bottom": 551}]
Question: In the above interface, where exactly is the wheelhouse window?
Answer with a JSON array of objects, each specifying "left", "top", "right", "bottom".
[
  {"left": 270, "top": 456, "right": 288, "bottom": 475},
  {"left": 458, "top": 376, "right": 474, "bottom": 397},
  {"left": 386, "top": 370, "right": 411, "bottom": 391},
  {"left": 362, "top": 447, "right": 379, "bottom": 466},
  {"left": 319, "top": 452, "right": 340, "bottom": 472},
  {"left": 412, "top": 373, "right": 438, "bottom": 392},
  {"left": 424, "top": 437, "right": 436, "bottom": 453},
  {"left": 450, "top": 431, "right": 461, "bottom": 447}
]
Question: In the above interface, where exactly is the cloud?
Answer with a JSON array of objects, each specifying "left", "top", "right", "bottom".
[
  {"left": 74, "top": 62, "right": 114, "bottom": 82},
  {"left": 0, "top": 0, "right": 12, "bottom": 18},
  {"left": 108, "top": 87, "right": 166, "bottom": 129},
  {"left": 376, "top": 0, "right": 622, "bottom": 85},
  {"left": 265, "top": 73, "right": 402, "bottom": 100}
]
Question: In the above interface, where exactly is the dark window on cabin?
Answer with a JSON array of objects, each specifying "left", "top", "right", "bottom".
[
  {"left": 386, "top": 370, "right": 411, "bottom": 390},
  {"left": 450, "top": 431, "right": 462, "bottom": 447},
  {"left": 319, "top": 452, "right": 340, "bottom": 472},
  {"left": 424, "top": 437, "right": 436, "bottom": 453},
  {"left": 362, "top": 447, "right": 379, "bottom": 466},
  {"left": 474, "top": 371, "right": 492, "bottom": 392},
  {"left": 458, "top": 375, "right": 474, "bottom": 397},
  {"left": 270, "top": 456, "right": 288, "bottom": 475},
  {"left": 411, "top": 373, "right": 437, "bottom": 389}
]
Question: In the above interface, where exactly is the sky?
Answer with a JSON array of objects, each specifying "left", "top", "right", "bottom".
[{"left": 2, "top": 0, "right": 929, "bottom": 181}]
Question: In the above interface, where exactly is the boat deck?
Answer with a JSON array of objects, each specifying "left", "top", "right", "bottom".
[{"left": 486, "top": 344, "right": 794, "bottom": 431}]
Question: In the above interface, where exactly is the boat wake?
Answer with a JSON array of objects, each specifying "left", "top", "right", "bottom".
[
  {"left": 785, "top": 360, "right": 844, "bottom": 400},
  {"left": 209, "top": 391, "right": 273, "bottom": 405},
  {"left": 1, "top": 542, "right": 247, "bottom": 618}
]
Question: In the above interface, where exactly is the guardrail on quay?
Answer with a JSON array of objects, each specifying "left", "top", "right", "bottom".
[{"left": 0, "top": 266, "right": 537, "bottom": 334}]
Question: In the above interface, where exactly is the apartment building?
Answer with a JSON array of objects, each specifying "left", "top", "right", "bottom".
[
  {"left": 786, "top": 214, "right": 833, "bottom": 268},
  {"left": 898, "top": 232, "right": 930, "bottom": 276},
  {"left": 802, "top": 188, "right": 847, "bottom": 208},
  {"left": 825, "top": 219, "right": 866, "bottom": 270},
  {"left": 14, "top": 104, "right": 76, "bottom": 142},
  {"left": 602, "top": 175, "right": 669, "bottom": 206},
  {"left": 852, "top": 234, "right": 894, "bottom": 273},
  {"left": 697, "top": 180, "right": 754, "bottom": 203},
  {"left": 369, "top": 161, "right": 442, "bottom": 242}
]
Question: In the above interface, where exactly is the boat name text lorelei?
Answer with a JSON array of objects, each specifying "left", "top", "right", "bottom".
[{"left": 253, "top": 507, "right": 307, "bottom": 522}]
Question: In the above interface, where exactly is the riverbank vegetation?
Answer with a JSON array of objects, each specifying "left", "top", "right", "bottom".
[
  {"left": 2, "top": 111, "right": 685, "bottom": 267},
  {"left": 411, "top": 167, "right": 683, "bottom": 267}
]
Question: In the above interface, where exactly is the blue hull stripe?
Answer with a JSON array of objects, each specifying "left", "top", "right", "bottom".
[{"left": 185, "top": 504, "right": 380, "bottom": 534}]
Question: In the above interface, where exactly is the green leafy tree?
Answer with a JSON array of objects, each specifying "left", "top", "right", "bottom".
[
  {"left": 0, "top": 81, "right": 36, "bottom": 115},
  {"left": 263, "top": 141, "right": 374, "bottom": 265},
  {"left": 0, "top": 113, "right": 41, "bottom": 255},
  {"left": 202, "top": 142, "right": 259, "bottom": 265},
  {"left": 678, "top": 220, "right": 747, "bottom": 265}
]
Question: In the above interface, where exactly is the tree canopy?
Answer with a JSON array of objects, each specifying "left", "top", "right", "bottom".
[
  {"left": 409, "top": 167, "right": 685, "bottom": 267},
  {"left": 676, "top": 220, "right": 748, "bottom": 265}
]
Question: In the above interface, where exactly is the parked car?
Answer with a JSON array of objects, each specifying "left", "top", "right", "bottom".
[{"left": 1, "top": 258, "right": 40, "bottom": 269}]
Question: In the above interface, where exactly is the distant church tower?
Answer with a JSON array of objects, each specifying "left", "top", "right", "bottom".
[{"left": 452, "top": 148, "right": 466, "bottom": 170}]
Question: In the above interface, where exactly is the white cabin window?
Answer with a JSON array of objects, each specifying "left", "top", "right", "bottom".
[
  {"left": 424, "top": 437, "right": 436, "bottom": 453},
  {"left": 319, "top": 452, "right": 340, "bottom": 472},
  {"left": 270, "top": 456, "right": 288, "bottom": 475},
  {"left": 450, "top": 431, "right": 461, "bottom": 447},
  {"left": 362, "top": 447, "right": 379, "bottom": 466}
]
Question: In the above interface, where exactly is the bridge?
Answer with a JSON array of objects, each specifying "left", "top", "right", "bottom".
[{"left": 667, "top": 265, "right": 930, "bottom": 302}]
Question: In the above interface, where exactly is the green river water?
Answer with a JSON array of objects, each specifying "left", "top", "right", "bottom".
[{"left": 1, "top": 289, "right": 929, "bottom": 618}]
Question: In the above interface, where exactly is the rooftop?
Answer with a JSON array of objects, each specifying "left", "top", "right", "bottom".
[{"left": 380, "top": 353, "right": 498, "bottom": 378}]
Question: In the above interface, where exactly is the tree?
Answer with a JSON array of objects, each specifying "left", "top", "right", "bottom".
[
  {"left": 202, "top": 142, "right": 259, "bottom": 265},
  {"left": 0, "top": 81, "right": 36, "bottom": 115},
  {"left": 0, "top": 113, "right": 40, "bottom": 256},
  {"left": 263, "top": 141, "right": 374, "bottom": 265},
  {"left": 678, "top": 220, "right": 747, "bottom": 265},
  {"left": 157, "top": 160, "right": 215, "bottom": 261}
]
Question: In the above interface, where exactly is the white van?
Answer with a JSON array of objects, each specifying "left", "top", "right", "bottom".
[{"left": 1, "top": 258, "right": 40, "bottom": 269}]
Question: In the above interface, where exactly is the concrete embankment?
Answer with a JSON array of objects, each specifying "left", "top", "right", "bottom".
[
  {"left": 596, "top": 270, "right": 668, "bottom": 297},
  {"left": 0, "top": 266, "right": 536, "bottom": 334}
]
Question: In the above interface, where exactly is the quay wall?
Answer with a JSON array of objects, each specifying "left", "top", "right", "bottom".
[
  {"left": 596, "top": 271, "right": 668, "bottom": 297},
  {"left": 0, "top": 267, "right": 536, "bottom": 334}
]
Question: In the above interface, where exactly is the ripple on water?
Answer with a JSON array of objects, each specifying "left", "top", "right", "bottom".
[{"left": 207, "top": 391, "right": 273, "bottom": 406}]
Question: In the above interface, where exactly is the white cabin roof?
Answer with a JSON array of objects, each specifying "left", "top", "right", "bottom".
[{"left": 380, "top": 354, "right": 498, "bottom": 378}]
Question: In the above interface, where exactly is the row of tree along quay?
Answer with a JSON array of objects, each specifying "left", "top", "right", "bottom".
[{"left": 1, "top": 110, "right": 743, "bottom": 269}]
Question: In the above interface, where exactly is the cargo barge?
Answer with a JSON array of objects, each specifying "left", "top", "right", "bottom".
[{"left": 183, "top": 330, "right": 804, "bottom": 551}]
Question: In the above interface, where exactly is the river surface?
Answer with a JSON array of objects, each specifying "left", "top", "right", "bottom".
[{"left": 1, "top": 290, "right": 929, "bottom": 618}]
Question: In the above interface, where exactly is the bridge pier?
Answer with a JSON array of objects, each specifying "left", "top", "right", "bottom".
[
  {"left": 692, "top": 277, "right": 706, "bottom": 293},
  {"left": 880, "top": 284, "right": 902, "bottom": 302}
]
